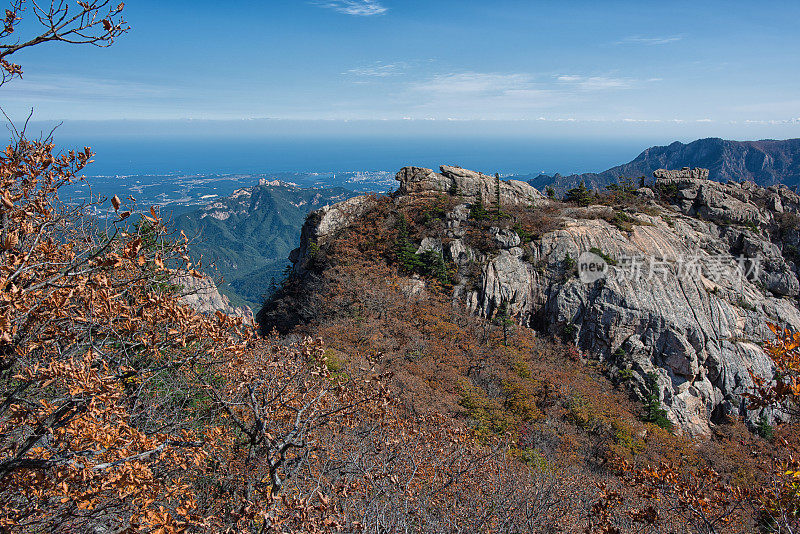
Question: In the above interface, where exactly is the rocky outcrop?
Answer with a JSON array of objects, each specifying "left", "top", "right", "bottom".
[
  {"left": 291, "top": 195, "right": 375, "bottom": 274},
  {"left": 289, "top": 168, "right": 543, "bottom": 274},
  {"left": 454, "top": 210, "right": 798, "bottom": 435},
  {"left": 173, "top": 272, "right": 253, "bottom": 322},
  {"left": 654, "top": 169, "right": 800, "bottom": 297},
  {"left": 656, "top": 170, "right": 800, "bottom": 220},
  {"left": 396, "top": 166, "right": 544, "bottom": 206},
  {"left": 653, "top": 167, "right": 710, "bottom": 181},
  {"left": 264, "top": 165, "right": 800, "bottom": 436}
]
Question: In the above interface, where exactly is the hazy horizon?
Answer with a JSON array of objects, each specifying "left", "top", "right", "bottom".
[{"left": 11, "top": 117, "right": 791, "bottom": 178}]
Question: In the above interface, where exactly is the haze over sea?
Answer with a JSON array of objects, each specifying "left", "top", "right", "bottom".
[
  {"left": 61, "top": 136, "right": 648, "bottom": 177},
  {"left": 33, "top": 119, "right": 800, "bottom": 179}
]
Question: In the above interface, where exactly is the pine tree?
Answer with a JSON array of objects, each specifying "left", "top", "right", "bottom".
[
  {"left": 495, "top": 300, "right": 514, "bottom": 346},
  {"left": 449, "top": 178, "right": 459, "bottom": 196},
  {"left": 469, "top": 194, "right": 489, "bottom": 220},
  {"left": 564, "top": 181, "right": 595, "bottom": 206},
  {"left": 643, "top": 372, "right": 673, "bottom": 430},
  {"left": 419, "top": 250, "right": 450, "bottom": 285},
  {"left": 395, "top": 214, "right": 422, "bottom": 273}
]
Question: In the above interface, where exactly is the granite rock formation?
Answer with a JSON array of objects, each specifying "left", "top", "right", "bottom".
[
  {"left": 653, "top": 167, "right": 710, "bottom": 180},
  {"left": 173, "top": 272, "right": 253, "bottom": 322},
  {"left": 264, "top": 165, "right": 800, "bottom": 436},
  {"left": 396, "top": 166, "right": 544, "bottom": 205}
]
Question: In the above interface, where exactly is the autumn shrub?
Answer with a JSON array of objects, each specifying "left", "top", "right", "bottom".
[
  {"left": 0, "top": 138, "right": 258, "bottom": 531},
  {"left": 745, "top": 324, "right": 800, "bottom": 531},
  {"left": 604, "top": 209, "right": 647, "bottom": 232},
  {"left": 420, "top": 193, "right": 454, "bottom": 225},
  {"left": 458, "top": 378, "right": 515, "bottom": 438},
  {"left": 507, "top": 202, "right": 564, "bottom": 239},
  {"left": 259, "top": 177, "right": 796, "bottom": 532}
]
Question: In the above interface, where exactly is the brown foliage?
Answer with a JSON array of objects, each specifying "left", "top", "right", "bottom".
[
  {"left": 742, "top": 323, "right": 800, "bottom": 531},
  {"left": 0, "top": 138, "right": 255, "bottom": 531},
  {"left": 0, "top": 139, "right": 583, "bottom": 533}
]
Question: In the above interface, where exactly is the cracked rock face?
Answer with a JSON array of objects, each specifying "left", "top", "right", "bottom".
[
  {"left": 279, "top": 165, "right": 800, "bottom": 436},
  {"left": 173, "top": 272, "right": 253, "bottom": 322},
  {"left": 448, "top": 212, "right": 799, "bottom": 436}
]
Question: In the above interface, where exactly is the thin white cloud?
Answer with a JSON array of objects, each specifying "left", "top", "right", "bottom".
[
  {"left": 345, "top": 62, "right": 405, "bottom": 77},
  {"left": 555, "top": 74, "right": 635, "bottom": 90},
  {"left": 404, "top": 72, "right": 559, "bottom": 119},
  {"left": 315, "top": 0, "right": 387, "bottom": 16},
  {"left": 411, "top": 72, "right": 537, "bottom": 95},
  {"left": 744, "top": 118, "right": 800, "bottom": 125},
  {"left": 402, "top": 71, "right": 670, "bottom": 119},
  {"left": 622, "top": 118, "right": 662, "bottom": 123},
  {"left": 618, "top": 35, "right": 684, "bottom": 46}
]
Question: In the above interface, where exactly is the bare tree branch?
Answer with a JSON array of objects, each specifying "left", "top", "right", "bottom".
[{"left": 0, "top": 0, "right": 128, "bottom": 86}]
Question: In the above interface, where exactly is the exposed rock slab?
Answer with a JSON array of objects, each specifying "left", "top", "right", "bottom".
[
  {"left": 396, "top": 166, "right": 544, "bottom": 206},
  {"left": 173, "top": 272, "right": 253, "bottom": 321}
]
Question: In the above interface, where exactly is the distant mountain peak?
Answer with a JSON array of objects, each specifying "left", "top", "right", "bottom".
[
  {"left": 529, "top": 137, "right": 800, "bottom": 193},
  {"left": 258, "top": 178, "right": 298, "bottom": 187}
]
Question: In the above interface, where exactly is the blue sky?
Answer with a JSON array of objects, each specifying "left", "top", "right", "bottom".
[{"left": 4, "top": 0, "right": 800, "bottom": 140}]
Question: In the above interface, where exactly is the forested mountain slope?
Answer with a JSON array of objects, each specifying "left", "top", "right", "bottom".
[{"left": 174, "top": 181, "right": 355, "bottom": 306}]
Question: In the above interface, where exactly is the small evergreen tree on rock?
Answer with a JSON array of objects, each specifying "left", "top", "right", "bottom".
[{"left": 564, "top": 181, "right": 595, "bottom": 206}]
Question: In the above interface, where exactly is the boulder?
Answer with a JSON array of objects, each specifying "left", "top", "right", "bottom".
[
  {"left": 653, "top": 167, "right": 710, "bottom": 180},
  {"left": 489, "top": 227, "right": 522, "bottom": 249}
]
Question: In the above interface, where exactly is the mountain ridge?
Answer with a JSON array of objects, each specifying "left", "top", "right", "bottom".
[{"left": 527, "top": 137, "right": 800, "bottom": 192}]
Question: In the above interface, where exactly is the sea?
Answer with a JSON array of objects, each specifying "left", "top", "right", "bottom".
[
  {"left": 56, "top": 135, "right": 643, "bottom": 177},
  {"left": 50, "top": 135, "right": 649, "bottom": 215}
]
